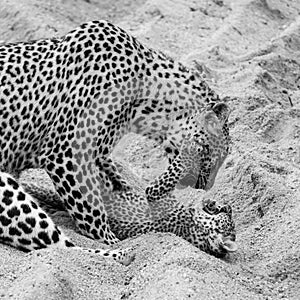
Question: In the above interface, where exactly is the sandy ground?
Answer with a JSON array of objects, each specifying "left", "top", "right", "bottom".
[{"left": 0, "top": 0, "right": 300, "bottom": 299}]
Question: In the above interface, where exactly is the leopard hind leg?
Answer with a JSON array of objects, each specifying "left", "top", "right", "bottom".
[
  {"left": 0, "top": 172, "right": 134, "bottom": 266},
  {"left": 21, "top": 181, "right": 65, "bottom": 215}
]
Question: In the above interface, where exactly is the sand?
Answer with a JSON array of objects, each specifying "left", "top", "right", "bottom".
[{"left": 0, "top": 0, "right": 299, "bottom": 299}]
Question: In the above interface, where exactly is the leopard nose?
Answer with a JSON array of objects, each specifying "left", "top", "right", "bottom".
[{"left": 195, "top": 174, "right": 201, "bottom": 189}]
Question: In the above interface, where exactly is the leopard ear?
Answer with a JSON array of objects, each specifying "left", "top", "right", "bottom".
[
  {"left": 221, "top": 239, "right": 238, "bottom": 252},
  {"left": 211, "top": 102, "right": 230, "bottom": 126},
  {"left": 201, "top": 110, "right": 223, "bottom": 137}
]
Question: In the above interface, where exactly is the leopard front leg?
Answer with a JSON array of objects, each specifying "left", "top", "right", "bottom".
[
  {"left": 39, "top": 150, "right": 120, "bottom": 245},
  {"left": 145, "top": 155, "right": 186, "bottom": 202},
  {"left": 21, "top": 162, "right": 120, "bottom": 215},
  {"left": 145, "top": 138, "right": 194, "bottom": 202}
]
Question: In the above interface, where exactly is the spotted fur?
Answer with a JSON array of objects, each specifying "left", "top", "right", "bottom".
[
  {"left": 0, "top": 20, "right": 230, "bottom": 259},
  {"left": 105, "top": 131, "right": 237, "bottom": 257},
  {"left": 22, "top": 109, "right": 236, "bottom": 258},
  {"left": 145, "top": 103, "right": 230, "bottom": 201},
  {"left": 0, "top": 173, "right": 133, "bottom": 265}
]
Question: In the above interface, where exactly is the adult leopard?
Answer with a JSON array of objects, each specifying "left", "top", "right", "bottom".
[{"left": 0, "top": 20, "right": 229, "bottom": 260}]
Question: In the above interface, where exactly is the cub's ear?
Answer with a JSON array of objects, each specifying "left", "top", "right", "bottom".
[
  {"left": 211, "top": 102, "right": 230, "bottom": 126},
  {"left": 221, "top": 239, "right": 238, "bottom": 252}
]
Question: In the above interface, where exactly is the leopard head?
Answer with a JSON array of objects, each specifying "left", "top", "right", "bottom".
[
  {"left": 186, "top": 205, "right": 237, "bottom": 258},
  {"left": 177, "top": 102, "right": 231, "bottom": 190}
]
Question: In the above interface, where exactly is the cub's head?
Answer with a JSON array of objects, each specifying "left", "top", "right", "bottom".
[{"left": 187, "top": 205, "right": 237, "bottom": 258}]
